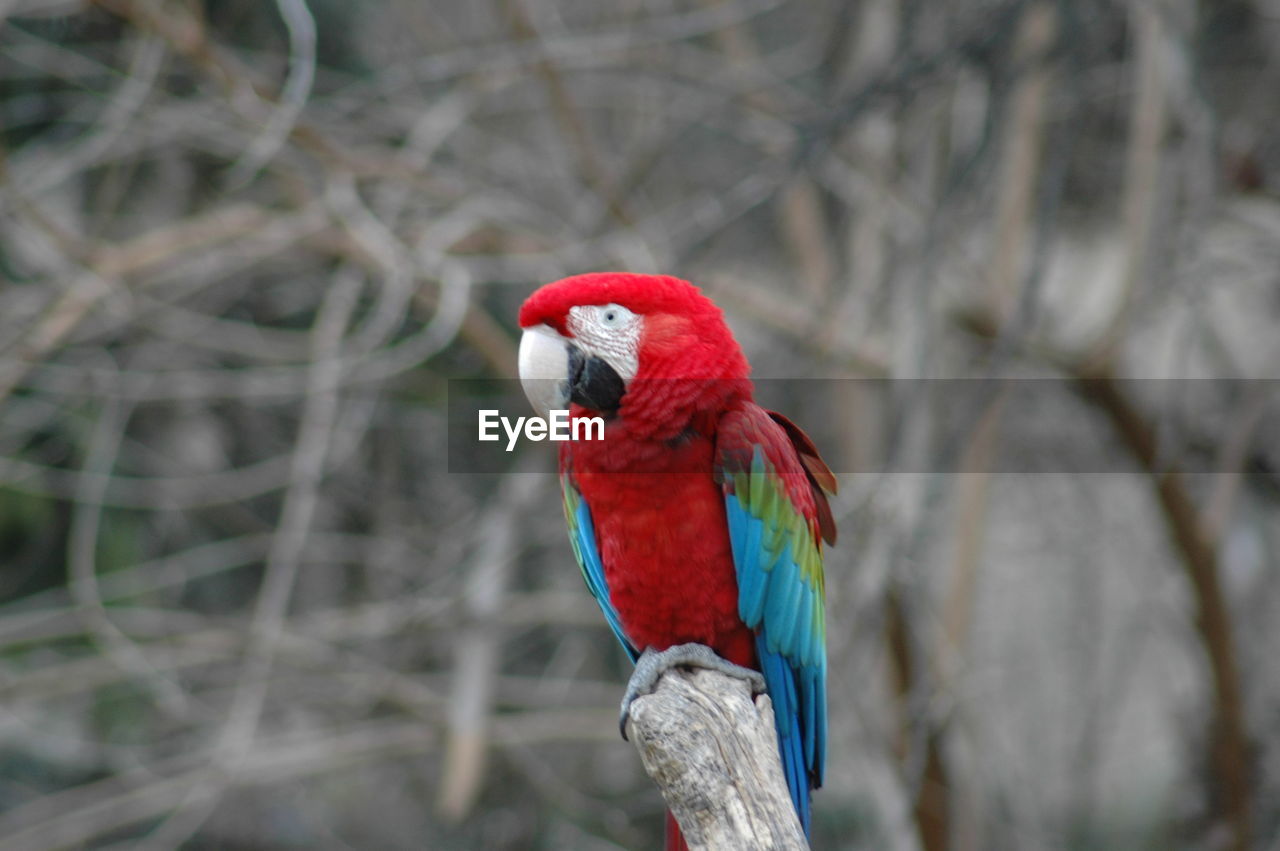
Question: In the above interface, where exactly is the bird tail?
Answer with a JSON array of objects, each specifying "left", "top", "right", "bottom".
[{"left": 665, "top": 811, "right": 690, "bottom": 851}]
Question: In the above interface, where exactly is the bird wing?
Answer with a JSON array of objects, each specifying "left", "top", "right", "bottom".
[
  {"left": 561, "top": 468, "right": 639, "bottom": 663},
  {"left": 715, "top": 403, "right": 834, "bottom": 833}
]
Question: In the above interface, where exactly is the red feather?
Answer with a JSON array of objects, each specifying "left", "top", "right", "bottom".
[{"left": 767, "top": 409, "right": 838, "bottom": 545}]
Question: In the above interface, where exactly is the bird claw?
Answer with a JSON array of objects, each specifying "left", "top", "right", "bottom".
[{"left": 618, "top": 642, "right": 766, "bottom": 740}]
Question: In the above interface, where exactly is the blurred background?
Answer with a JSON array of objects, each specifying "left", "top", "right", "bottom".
[{"left": 1, "top": 0, "right": 1278, "bottom": 849}]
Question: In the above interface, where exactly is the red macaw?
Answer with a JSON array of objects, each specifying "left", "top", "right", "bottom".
[{"left": 517, "top": 272, "right": 835, "bottom": 849}]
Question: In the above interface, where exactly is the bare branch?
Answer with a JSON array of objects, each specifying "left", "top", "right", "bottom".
[
  {"left": 226, "top": 0, "right": 317, "bottom": 183},
  {"left": 438, "top": 461, "right": 548, "bottom": 820}
]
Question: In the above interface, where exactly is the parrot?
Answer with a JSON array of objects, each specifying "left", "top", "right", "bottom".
[{"left": 516, "top": 272, "right": 835, "bottom": 850}]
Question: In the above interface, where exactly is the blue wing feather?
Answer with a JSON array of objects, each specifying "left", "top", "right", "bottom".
[
  {"left": 764, "top": 541, "right": 799, "bottom": 653},
  {"left": 730, "top": 498, "right": 768, "bottom": 626},
  {"left": 563, "top": 476, "right": 638, "bottom": 663},
  {"left": 795, "top": 584, "right": 814, "bottom": 667},
  {"left": 758, "top": 637, "right": 810, "bottom": 835}
]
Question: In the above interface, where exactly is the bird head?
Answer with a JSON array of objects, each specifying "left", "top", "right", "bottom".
[{"left": 517, "top": 272, "right": 751, "bottom": 435}]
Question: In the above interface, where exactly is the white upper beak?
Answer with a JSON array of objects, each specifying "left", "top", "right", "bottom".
[{"left": 518, "top": 324, "right": 570, "bottom": 418}]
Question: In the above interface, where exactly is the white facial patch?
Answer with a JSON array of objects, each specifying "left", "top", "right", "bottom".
[{"left": 567, "top": 303, "right": 642, "bottom": 381}]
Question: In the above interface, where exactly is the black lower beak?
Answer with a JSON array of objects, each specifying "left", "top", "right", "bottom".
[{"left": 567, "top": 346, "right": 625, "bottom": 415}]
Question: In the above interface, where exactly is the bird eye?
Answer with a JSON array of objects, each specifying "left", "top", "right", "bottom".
[{"left": 598, "top": 304, "right": 629, "bottom": 329}]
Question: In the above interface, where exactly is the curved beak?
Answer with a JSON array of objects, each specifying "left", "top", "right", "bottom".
[
  {"left": 518, "top": 324, "right": 570, "bottom": 419},
  {"left": 518, "top": 324, "right": 627, "bottom": 418}
]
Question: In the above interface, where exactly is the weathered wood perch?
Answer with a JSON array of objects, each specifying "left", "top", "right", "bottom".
[{"left": 623, "top": 667, "right": 809, "bottom": 851}]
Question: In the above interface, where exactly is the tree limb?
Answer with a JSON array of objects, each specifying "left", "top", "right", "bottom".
[
  {"left": 958, "top": 309, "right": 1254, "bottom": 851},
  {"left": 1075, "top": 370, "right": 1253, "bottom": 851},
  {"left": 624, "top": 667, "right": 808, "bottom": 851}
]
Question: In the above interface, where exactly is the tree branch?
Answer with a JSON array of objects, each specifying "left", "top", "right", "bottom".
[
  {"left": 958, "top": 309, "right": 1254, "bottom": 851},
  {"left": 1075, "top": 370, "right": 1253, "bottom": 851},
  {"left": 624, "top": 667, "right": 808, "bottom": 851}
]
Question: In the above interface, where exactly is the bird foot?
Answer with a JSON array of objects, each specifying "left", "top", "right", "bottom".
[{"left": 619, "top": 642, "right": 766, "bottom": 740}]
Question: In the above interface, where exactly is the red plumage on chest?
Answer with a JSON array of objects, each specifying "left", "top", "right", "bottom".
[{"left": 565, "top": 431, "right": 757, "bottom": 668}]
